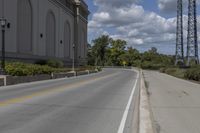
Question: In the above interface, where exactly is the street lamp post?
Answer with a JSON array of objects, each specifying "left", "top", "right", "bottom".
[
  {"left": 0, "top": 18, "right": 7, "bottom": 74},
  {"left": 72, "top": 44, "right": 75, "bottom": 72}
]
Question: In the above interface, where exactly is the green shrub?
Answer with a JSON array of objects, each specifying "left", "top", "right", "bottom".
[
  {"left": 96, "top": 66, "right": 102, "bottom": 71},
  {"left": 132, "top": 60, "right": 142, "bottom": 68},
  {"left": 164, "top": 68, "right": 186, "bottom": 78},
  {"left": 35, "top": 59, "right": 64, "bottom": 68},
  {"left": 165, "top": 68, "right": 178, "bottom": 74},
  {"left": 46, "top": 59, "right": 64, "bottom": 68},
  {"left": 159, "top": 67, "right": 167, "bottom": 73},
  {"left": 35, "top": 60, "right": 47, "bottom": 65},
  {"left": 5, "top": 62, "right": 54, "bottom": 76},
  {"left": 184, "top": 67, "right": 200, "bottom": 81},
  {"left": 4, "top": 62, "right": 96, "bottom": 76},
  {"left": 140, "top": 61, "right": 165, "bottom": 70}
]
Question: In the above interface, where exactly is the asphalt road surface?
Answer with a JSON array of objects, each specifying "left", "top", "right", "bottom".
[
  {"left": 0, "top": 68, "right": 139, "bottom": 133},
  {"left": 144, "top": 70, "right": 200, "bottom": 133}
]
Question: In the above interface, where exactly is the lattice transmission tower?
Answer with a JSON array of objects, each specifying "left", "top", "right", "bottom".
[
  {"left": 175, "top": 0, "right": 184, "bottom": 65},
  {"left": 187, "top": 0, "right": 199, "bottom": 65}
]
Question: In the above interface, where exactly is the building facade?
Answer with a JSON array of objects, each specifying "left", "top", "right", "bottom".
[{"left": 0, "top": 0, "right": 89, "bottom": 66}]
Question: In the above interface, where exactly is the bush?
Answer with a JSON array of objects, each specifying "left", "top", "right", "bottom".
[
  {"left": 184, "top": 67, "right": 200, "bottom": 81},
  {"left": 165, "top": 68, "right": 178, "bottom": 75},
  {"left": 159, "top": 67, "right": 167, "bottom": 73},
  {"left": 46, "top": 59, "right": 64, "bottom": 68},
  {"left": 96, "top": 66, "right": 102, "bottom": 71},
  {"left": 5, "top": 62, "right": 54, "bottom": 76},
  {"left": 35, "top": 60, "right": 47, "bottom": 65},
  {"left": 35, "top": 59, "right": 64, "bottom": 68},
  {"left": 140, "top": 61, "right": 165, "bottom": 70},
  {"left": 4, "top": 62, "right": 97, "bottom": 76}
]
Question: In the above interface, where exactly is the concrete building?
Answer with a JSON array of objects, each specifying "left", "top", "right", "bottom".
[{"left": 0, "top": 0, "right": 89, "bottom": 66}]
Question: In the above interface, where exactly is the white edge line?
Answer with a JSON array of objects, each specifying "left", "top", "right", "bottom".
[{"left": 117, "top": 69, "right": 139, "bottom": 133}]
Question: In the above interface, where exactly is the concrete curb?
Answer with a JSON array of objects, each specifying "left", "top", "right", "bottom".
[
  {"left": 139, "top": 70, "right": 156, "bottom": 133},
  {"left": 0, "top": 70, "right": 100, "bottom": 87}
]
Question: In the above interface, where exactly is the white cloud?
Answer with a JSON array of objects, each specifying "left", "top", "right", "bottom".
[
  {"left": 88, "top": 0, "right": 200, "bottom": 54},
  {"left": 158, "top": 0, "right": 200, "bottom": 13},
  {"left": 158, "top": 0, "right": 178, "bottom": 13},
  {"left": 94, "top": 0, "right": 139, "bottom": 8}
]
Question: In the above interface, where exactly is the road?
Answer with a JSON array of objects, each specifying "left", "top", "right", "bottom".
[
  {"left": 144, "top": 70, "right": 200, "bottom": 133},
  {"left": 0, "top": 68, "right": 139, "bottom": 133}
]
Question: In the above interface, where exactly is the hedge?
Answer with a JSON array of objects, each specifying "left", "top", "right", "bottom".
[
  {"left": 4, "top": 62, "right": 96, "bottom": 76},
  {"left": 5, "top": 62, "right": 55, "bottom": 76}
]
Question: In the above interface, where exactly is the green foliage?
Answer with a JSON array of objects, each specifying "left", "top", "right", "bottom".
[
  {"left": 89, "top": 35, "right": 200, "bottom": 82},
  {"left": 88, "top": 36, "right": 174, "bottom": 69},
  {"left": 160, "top": 66, "right": 200, "bottom": 81},
  {"left": 140, "top": 61, "right": 166, "bottom": 70},
  {"left": 110, "top": 39, "right": 127, "bottom": 66},
  {"left": 35, "top": 60, "right": 47, "bottom": 65},
  {"left": 184, "top": 66, "right": 200, "bottom": 81},
  {"left": 5, "top": 62, "right": 97, "bottom": 76},
  {"left": 35, "top": 59, "right": 64, "bottom": 68},
  {"left": 5, "top": 62, "right": 54, "bottom": 76},
  {"left": 92, "top": 35, "right": 111, "bottom": 66},
  {"left": 87, "top": 45, "right": 96, "bottom": 66},
  {"left": 46, "top": 59, "right": 64, "bottom": 68},
  {"left": 96, "top": 66, "right": 102, "bottom": 71}
]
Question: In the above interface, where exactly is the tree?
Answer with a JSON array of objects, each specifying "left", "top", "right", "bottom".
[
  {"left": 87, "top": 36, "right": 174, "bottom": 69},
  {"left": 110, "top": 39, "right": 127, "bottom": 65},
  {"left": 149, "top": 47, "right": 158, "bottom": 54},
  {"left": 87, "top": 43, "right": 95, "bottom": 65},
  {"left": 92, "top": 35, "right": 111, "bottom": 66},
  {"left": 126, "top": 47, "right": 140, "bottom": 65}
]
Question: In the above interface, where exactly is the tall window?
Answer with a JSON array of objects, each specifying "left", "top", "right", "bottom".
[
  {"left": 64, "top": 21, "right": 71, "bottom": 58},
  {"left": 46, "top": 11, "right": 56, "bottom": 57},
  {"left": 17, "top": 0, "right": 32, "bottom": 53},
  {"left": 81, "top": 29, "right": 86, "bottom": 58}
]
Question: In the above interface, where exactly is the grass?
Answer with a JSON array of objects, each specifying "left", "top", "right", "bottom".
[{"left": 160, "top": 66, "right": 200, "bottom": 82}]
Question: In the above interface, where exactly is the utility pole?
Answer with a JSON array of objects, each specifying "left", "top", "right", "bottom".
[
  {"left": 175, "top": 0, "right": 184, "bottom": 66},
  {"left": 187, "top": 0, "right": 199, "bottom": 65},
  {"left": 0, "top": 0, "right": 7, "bottom": 74},
  {"left": 72, "top": 44, "right": 75, "bottom": 72}
]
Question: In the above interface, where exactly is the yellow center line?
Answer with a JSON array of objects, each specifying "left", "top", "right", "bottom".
[{"left": 0, "top": 73, "right": 118, "bottom": 107}]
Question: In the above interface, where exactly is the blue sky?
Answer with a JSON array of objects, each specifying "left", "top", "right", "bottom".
[{"left": 85, "top": 0, "right": 200, "bottom": 55}]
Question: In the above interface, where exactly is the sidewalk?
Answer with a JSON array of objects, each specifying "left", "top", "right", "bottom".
[{"left": 143, "top": 70, "right": 200, "bottom": 133}]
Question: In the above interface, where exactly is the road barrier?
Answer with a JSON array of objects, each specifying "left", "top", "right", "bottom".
[
  {"left": 0, "top": 75, "right": 6, "bottom": 86},
  {"left": 0, "top": 70, "right": 99, "bottom": 87}
]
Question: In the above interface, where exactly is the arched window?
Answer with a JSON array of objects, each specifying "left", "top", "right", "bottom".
[
  {"left": 17, "top": 0, "right": 32, "bottom": 53},
  {"left": 64, "top": 21, "right": 71, "bottom": 58},
  {"left": 81, "top": 29, "right": 86, "bottom": 58},
  {"left": 46, "top": 11, "right": 56, "bottom": 57}
]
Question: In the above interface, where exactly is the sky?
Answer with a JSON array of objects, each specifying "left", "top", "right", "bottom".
[{"left": 84, "top": 0, "right": 200, "bottom": 55}]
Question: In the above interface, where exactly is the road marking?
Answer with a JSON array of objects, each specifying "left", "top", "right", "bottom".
[
  {"left": 117, "top": 70, "right": 139, "bottom": 133},
  {"left": 0, "top": 73, "right": 119, "bottom": 107}
]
